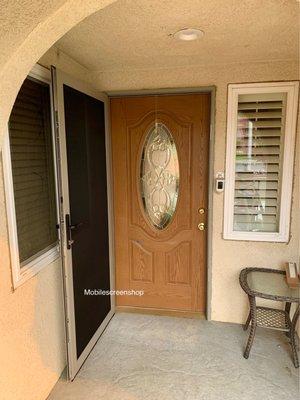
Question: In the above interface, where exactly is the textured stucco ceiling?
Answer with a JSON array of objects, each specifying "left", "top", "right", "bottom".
[{"left": 56, "top": 0, "right": 299, "bottom": 72}]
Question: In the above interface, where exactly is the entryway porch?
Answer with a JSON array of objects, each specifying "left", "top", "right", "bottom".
[{"left": 48, "top": 313, "right": 298, "bottom": 400}]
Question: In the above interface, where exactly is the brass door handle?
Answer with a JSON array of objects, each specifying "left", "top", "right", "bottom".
[{"left": 198, "top": 222, "right": 205, "bottom": 231}]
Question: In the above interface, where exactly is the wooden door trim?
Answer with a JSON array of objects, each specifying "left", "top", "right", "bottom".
[{"left": 109, "top": 87, "right": 216, "bottom": 320}]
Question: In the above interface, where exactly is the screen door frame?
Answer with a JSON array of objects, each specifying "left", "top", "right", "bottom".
[{"left": 51, "top": 67, "right": 115, "bottom": 380}]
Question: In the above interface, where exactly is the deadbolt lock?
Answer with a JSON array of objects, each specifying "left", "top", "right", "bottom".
[
  {"left": 198, "top": 222, "right": 205, "bottom": 231},
  {"left": 198, "top": 208, "right": 205, "bottom": 214}
]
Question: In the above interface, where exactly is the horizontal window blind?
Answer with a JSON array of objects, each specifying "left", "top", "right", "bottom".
[
  {"left": 233, "top": 93, "right": 286, "bottom": 233},
  {"left": 8, "top": 77, "right": 58, "bottom": 264}
]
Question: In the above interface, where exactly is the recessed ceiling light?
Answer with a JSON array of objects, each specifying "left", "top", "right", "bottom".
[{"left": 173, "top": 28, "right": 204, "bottom": 41}]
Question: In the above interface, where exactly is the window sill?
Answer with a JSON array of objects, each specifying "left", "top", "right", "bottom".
[
  {"left": 223, "top": 231, "right": 289, "bottom": 243},
  {"left": 13, "top": 245, "right": 60, "bottom": 289}
]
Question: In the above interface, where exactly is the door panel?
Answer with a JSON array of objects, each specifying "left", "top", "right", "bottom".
[
  {"left": 63, "top": 85, "right": 111, "bottom": 358},
  {"left": 111, "top": 94, "right": 210, "bottom": 313},
  {"left": 53, "top": 69, "right": 114, "bottom": 379}
]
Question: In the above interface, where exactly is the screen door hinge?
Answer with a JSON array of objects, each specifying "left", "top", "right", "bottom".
[
  {"left": 66, "top": 317, "right": 70, "bottom": 343},
  {"left": 55, "top": 110, "right": 59, "bottom": 129},
  {"left": 209, "top": 123, "right": 213, "bottom": 141}
]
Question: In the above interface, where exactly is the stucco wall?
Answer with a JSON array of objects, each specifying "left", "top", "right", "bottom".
[
  {"left": 0, "top": 0, "right": 116, "bottom": 147},
  {"left": 90, "top": 59, "right": 299, "bottom": 323}
]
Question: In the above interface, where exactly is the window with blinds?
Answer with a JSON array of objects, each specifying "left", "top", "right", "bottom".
[
  {"left": 8, "top": 77, "right": 58, "bottom": 264},
  {"left": 234, "top": 93, "right": 286, "bottom": 233}
]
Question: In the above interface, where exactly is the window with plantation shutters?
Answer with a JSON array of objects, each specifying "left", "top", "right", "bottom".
[
  {"left": 224, "top": 82, "right": 298, "bottom": 242},
  {"left": 3, "top": 64, "right": 59, "bottom": 287},
  {"left": 234, "top": 92, "right": 285, "bottom": 233}
]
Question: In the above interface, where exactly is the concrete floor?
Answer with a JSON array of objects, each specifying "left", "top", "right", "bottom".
[{"left": 48, "top": 313, "right": 299, "bottom": 400}]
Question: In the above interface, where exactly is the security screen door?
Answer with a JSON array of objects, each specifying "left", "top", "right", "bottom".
[{"left": 52, "top": 68, "right": 114, "bottom": 380}]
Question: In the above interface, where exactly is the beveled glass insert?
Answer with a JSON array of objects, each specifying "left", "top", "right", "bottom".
[{"left": 140, "top": 123, "right": 179, "bottom": 229}]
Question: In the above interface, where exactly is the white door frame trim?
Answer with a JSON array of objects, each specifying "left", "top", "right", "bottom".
[
  {"left": 107, "top": 87, "right": 216, "bottom": 321},
  {"left": 51, "top": 67, "right": 115, "bottom": 380}
]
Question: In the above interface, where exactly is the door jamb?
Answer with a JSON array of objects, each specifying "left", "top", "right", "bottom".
[{"left": 107, "top": 87, "right": 216, "bottom": 320}]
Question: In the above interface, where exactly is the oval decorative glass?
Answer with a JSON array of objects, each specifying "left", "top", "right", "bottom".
[{"left": 140, "top": 123, "right": 179, "bottom": 229}]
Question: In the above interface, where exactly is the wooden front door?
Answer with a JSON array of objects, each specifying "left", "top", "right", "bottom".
[{"left": 111, "top": 94, "right": 210, "bottom": 313}]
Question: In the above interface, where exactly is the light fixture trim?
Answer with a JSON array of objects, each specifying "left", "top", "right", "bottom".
[{"left": 173, "top": 28, "right": 204, "bottom": 41}]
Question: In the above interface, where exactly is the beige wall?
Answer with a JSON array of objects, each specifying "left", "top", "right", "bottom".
[
  {"left": 90, "top": 59, "right": 299, "bottom": 323},
  {"left": 0, "top": 0, "right": 115, "bottom": 148},
  {"left": 38, "top": 47, "right": 91, "bottom": 83}
]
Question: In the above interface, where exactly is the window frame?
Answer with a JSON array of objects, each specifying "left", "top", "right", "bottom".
[
  {"left": 3, "top": 64, "right": 60, "bottom": 288},
  {"left": 223, "top": 81, "right": 299, "bottom": 242}
]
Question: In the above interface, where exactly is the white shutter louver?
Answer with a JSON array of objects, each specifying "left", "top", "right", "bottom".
[
  {"left": 8, "top": 77, "right": 58, "bottom": 264},
  {"left": 233, "top": 93, "right": 286, "bottom": 233}
]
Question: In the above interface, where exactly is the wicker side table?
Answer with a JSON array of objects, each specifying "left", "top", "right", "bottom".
[{"left": 239, "top": 267, "right": 300, "bottom": 368}]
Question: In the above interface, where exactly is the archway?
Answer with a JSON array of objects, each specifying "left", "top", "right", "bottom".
[{"left": 0, "top": 0, "right": 117, "bottom": 147}]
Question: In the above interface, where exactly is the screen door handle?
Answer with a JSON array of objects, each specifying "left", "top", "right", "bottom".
[
  {"left": 65, "top": 214, "right": 74, "bottom": 249},
  {"left": 70, "top": 221, "right": 84, "bottom": 230}
]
